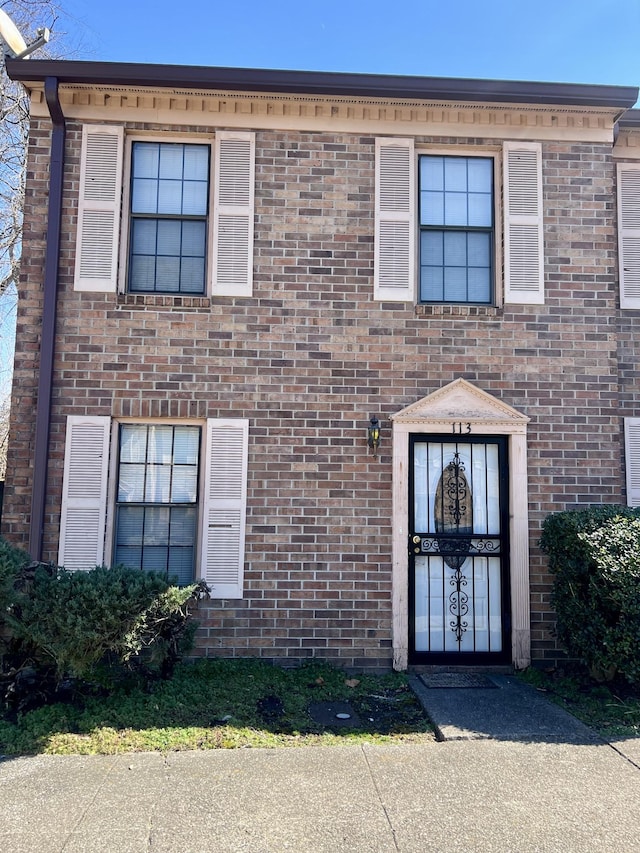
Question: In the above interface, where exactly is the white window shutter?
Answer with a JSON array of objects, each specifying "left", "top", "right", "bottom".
[
  {"left": 374, "top": 137, "right": 415, "bottom": 301},
  {"left": 58, "top": 416, "right": 111, "bottom": 570},
  {"left": 200, "top": 418, "right": 248, "bottom": 598},
  {"left": 625, "top": 418, "right": 640, "bottom": 507},
  {"left": 74, "top": 125, "right": 124, "bottom": 292},
  {"left": 504, "top": 142, "right": 544, "bottom": 304},
  {"left": 212, "top": 131, "right": 255, "bottom": 297},
  {"left": 617, "top": 164, "right": 640, "bottom": 309}
]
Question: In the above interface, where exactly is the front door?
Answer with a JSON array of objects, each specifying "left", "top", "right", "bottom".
[{"left": 409, "top": 436, "right": 511, "bottom": 665}]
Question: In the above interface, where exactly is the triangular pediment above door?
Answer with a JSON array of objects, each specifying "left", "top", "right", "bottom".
[{"left": 391, "top": 378, "right": 529, "bottom": 429}]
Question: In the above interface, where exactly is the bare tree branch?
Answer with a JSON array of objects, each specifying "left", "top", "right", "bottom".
[{"left": 0, "top": 2, "right": 72, "bottom": 480}]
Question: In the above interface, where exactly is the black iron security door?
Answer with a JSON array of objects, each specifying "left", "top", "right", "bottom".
[{"left": 409, "top": 436, "right": 511, "bottom": 665}]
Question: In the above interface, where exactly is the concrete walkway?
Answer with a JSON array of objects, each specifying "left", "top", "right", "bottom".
[
  {"left": 408, "top": 672, "right": 603, "bottom": 742},
  {"left": 2, "top": 676, "right": 640, "bottom": 852}
]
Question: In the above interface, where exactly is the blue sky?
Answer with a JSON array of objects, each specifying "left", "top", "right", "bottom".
[{"left": 55, "top": 0, "right": 640, "bottom": 89}]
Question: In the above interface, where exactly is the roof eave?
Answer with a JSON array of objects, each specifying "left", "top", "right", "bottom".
[{"left": 6, "top": 59, "right": 639, "bottom": 110}]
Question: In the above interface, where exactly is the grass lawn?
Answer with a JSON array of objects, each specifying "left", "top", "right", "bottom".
[
  {"left": 0, "top": 659, "right": 435, "bottom": 755},
  {"left": 519, "top": 667, "right": 640, "bottom": 738}
]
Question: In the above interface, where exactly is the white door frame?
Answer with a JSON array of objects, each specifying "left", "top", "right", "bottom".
[{"left": 391, "top": 378, "right": 531, "bottom": 670}]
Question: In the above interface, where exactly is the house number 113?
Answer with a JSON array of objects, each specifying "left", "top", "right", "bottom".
[{"left": 452, "top": 422, "right": 472, "bottom": 434}]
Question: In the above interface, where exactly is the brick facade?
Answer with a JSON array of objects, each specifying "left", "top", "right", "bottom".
[{"left": 4, "top": 68, "right": 640, "bottom": 671}]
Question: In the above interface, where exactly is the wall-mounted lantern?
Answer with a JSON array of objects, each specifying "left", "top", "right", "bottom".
[{"left": 367, "top": 417, "right": 381, "bottom": 458}]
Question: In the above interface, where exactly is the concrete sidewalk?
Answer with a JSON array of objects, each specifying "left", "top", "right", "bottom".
[{"left": 2, "top": 677, "right": 640, "bottom": 852}]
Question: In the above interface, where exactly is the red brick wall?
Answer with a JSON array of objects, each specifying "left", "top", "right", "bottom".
[{"left": 3, "top": 118, "right": 628, "bottom": 669}]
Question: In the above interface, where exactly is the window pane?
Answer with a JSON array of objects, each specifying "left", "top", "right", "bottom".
[
  {"left": 132, "top": 178, "right": 159, "bottom": 214},
  {"left": 130, "top": 256, "right": 157, "bottom": 291},
  {"left": 444, "top": 267, "right": 468, "bottom": 301},
  {"left": 158, "top": 179, "right": 184, "bottom": 214},
  {"left": 132, "top": 143, "right": 159, "bottom": 179},
  {"left": 182, "top": 181, "right": 208, "bottom": 216},
  {"left": 155, "top": 257, "right": 181, "bottom": 292},
  {"left": 120, "top": 426, "right": 147, "bottom": 463},
  {"left": 184, "top": 146, "right": 209, "bottom": 180},
  {"left": 421, "top": 230, "right": 443, "bottom": 266},
  {"left": 118, "top": 464, "right": 145, "bottom": 502},
  {"left": 171, "top": 467, "right": 198, "bottom": 503},
  {"left": 444, "top": 158, "right": 467, "bottom": 192},
  {"left": 168, "top": 547, "right": 194, "bottom": 585},
  {"left": 468, "top": 158, "right": 493, "bottom": 192},
  {"left": 148, "top": 426, "right": 174, "bottom": 463},
  {"left": 420, "top": 190, "right": 444, "bottom": 226},
  {"left": 145, "top": 466, "right": 171, "bottom": 502},
  {"left": 143, "top": 506, "right": 170, "bottom": 545},
  {"left": 444, "top": 231, "right": 467, "bottom": 266},
  {"left": 420, "top": 266, "right": 444, "bottom": 302},
  {"left": 170, "top": 507, "right": 197, "bottom": 544},
  {"left": 131, "top": 219, "right": 157, "bottom": 254},
  {"left": 157, "top": 220, "right": 182, "bottom": 256},
  {"left": 174, "top": 428, "right": 200, "bottom": 464},
  {"left": 116, "top": 506, "right": 144, "bottom": 544},
  {"left": 468, "top": 232, "right": 490, "bottom": 266},
  {"left": 142, "top": 546, "right": 168, "bottom": 574},
  {"left": 420, "top": 156, "right": 444, "bottom": 191},
  {"left": 468, "top": 267, "right": 491, "bottom": 303},
  {"left": 444, "top": 192, "right": 468, "bottom": 226},
  {"left": 468, "top": 193, "right": 492, "bottom": 227},
  {"left": 182, "top": 221, "right": 206, "bottom": 256},
  {"left": 159, "top": 144, "right": 184, "bottom": 179},
  {"left": 115, "top": 546, "right": 142, "bottom": 571},
  {"left": 180, "top": 258, "right": 205, "bottom": 293}
]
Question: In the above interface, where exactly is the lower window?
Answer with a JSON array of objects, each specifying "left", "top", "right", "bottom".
[
  {"left": 114, "top": 424, "right": 200, "bottom": 584},
  {"left": 59, "top": 415, "right": 248, "bottom": 598}
]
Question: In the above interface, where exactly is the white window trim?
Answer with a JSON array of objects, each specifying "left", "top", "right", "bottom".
[
  {"left": 416, "top": 145, "right": 503, "bottom": 307},
  {"left": 117, "top": 133, "right": 216, "bottom": 296},
  {"left": 103, "top": 416, "right": 204, "bottom": 569}
]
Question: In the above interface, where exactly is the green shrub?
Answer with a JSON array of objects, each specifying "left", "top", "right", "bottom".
[
  {"left": 540, "top": 506, "right": 640, "bottom": 683},
  {"left": 0, "top": 538, "right": 31, "bottom": 621},
  {"left": 3, "top": 554, "right": 208, "bottom": 682},
  {"left": 14, "top": 564, "right": 169, "bottom": 678}
]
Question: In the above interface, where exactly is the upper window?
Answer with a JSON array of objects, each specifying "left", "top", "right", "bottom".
[
  {"left": 74, "top": 126, "right": 255, "bottom": 297},
  {"left": 374, "top": 138, "right": 543, "bottom": 305},
  {"left": 419, "top": 155, "right": 494, "bottom": 304},
  {"left": 128, "top": 142, "right": 210, "bottom": 294}
]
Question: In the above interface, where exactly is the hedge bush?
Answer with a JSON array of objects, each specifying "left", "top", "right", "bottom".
[
  {"left": 540, "top": 506, "right": 640, "bottom": 683},
  {"left": 0, "top": 538, "right": 209, "bottom": 686}
]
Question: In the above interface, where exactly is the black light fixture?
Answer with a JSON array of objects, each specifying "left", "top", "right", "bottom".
[{"left": 367, "top": 417, "right": 381, "bottom": 457}]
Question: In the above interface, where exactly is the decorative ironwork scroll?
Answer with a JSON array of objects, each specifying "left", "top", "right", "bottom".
[
  {"left": 449, "top": 566, "right": 469, "bottom": 643},
  {"left": 434, "top": 452, "right": 473, "bottom": 570},
  {"left": 434, "top": 451, "right": 474, "bottom": 645}
]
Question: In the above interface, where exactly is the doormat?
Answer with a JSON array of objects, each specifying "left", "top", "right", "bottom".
[{"left": 419, "top": 673, "right": 498, "bottom": 689}]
